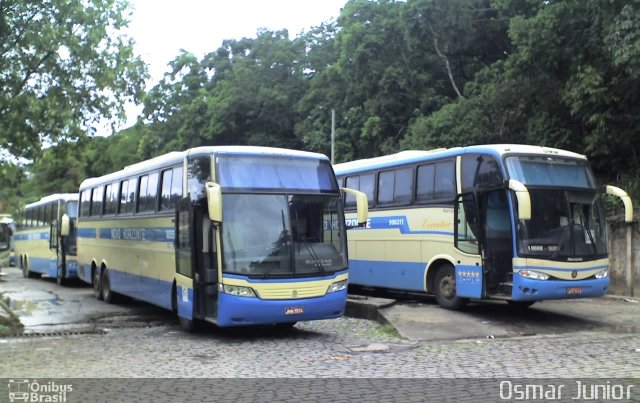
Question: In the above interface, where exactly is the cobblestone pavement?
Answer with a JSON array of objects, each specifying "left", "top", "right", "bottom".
[
  {"left": 1, "top": 322, "right": 639, "bottom": 401},
  {"left": 1, "top": 320, "right": 639, "bottom": 378},
  {"left": 2, "top": 266, "right": 640, "bottom": 402}
]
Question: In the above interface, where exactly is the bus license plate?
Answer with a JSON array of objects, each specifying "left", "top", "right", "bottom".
[
  {"left": 567, "top": 287, "right": 583, "bottom": 295},
  {"left": 285, "top": 307, "right": 304, "bottom": 315}
]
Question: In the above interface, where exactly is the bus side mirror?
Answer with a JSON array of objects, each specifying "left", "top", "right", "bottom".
[
  {"left": 60, "top": 214, "right": 70, "bottom": 237},
  {"left": 206, "top": 182, "right": 223, "bottom": 223},
  {"left": 606, "top": 185, "right": 634, "bottom": 223},
  {"left": 341, "top": 188, "right": 368, "bottom": 226},
  {"left": 508, "top": 180, "right": 531, "bottom": 221}
]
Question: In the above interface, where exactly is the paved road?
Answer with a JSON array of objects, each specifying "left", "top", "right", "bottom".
[{"left": 1, "top": 267, "right": 639, "bottom": 402}]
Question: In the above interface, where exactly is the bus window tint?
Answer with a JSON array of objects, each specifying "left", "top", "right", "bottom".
[
  {"left": 345, "top": 176, "right": 360, "bottom": 208},
  {"left": 462, "top": 154, "right": 502, "bottom": 191},
  {"left": 171, "top": 166, "right": 183, "bottom": 206},
  {"left": 119, "top": 179, "right": 135, "bottom": 215},
  {"left": 80, "top": 190, "right": 91, "bottom": 217},
  {"left": 417, "top": 160, "right": 455, "bottom": 202},
  {"left": 345, "top": 174, "right": 374, "bottom": 208},
  {"left": 378, "top": 167, "right": 412, "bottom": 205},
  {"left": 160, "top": 167, "right": 183, "bottom": 211},
  {"left": 160, "top": 167, "right": 182, "bottom": 210},
  {"left": 434, "top": 160, "right": 455, "bottom": 200},
  {"left": 43, "top": 204, "right": 51, "bottom": 225},
  {"left": 138, "top": 173, "right": 159, "bottom": 212},
  {"left": 90, "top": 187, "right": 104, "bottom": 217},
  {"left": 104, "top": 183, "right": 118, "bottom": 215},
  {"left": 416, "top": 164, "right": 435, "bottom": 202},
  {"left": 188, "top": 157, "right": 211, "bottom": 201},
  {"left": 377, "top": 171, "right": 394, "bottom": 204},
  {"left": 160, "top": 169, "right": 173, "bottom": 211},
  {"left": 360, "top": 174, "right": 375, "bottom": 207}
]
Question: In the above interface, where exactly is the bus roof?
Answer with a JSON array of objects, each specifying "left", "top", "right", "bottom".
[
  {"left": 333, "top": 144, "right": 587, "bottom": 175},
  {"left": 80, "top": 146, "right": 330, "bottom": 190},
  {"left": 25, "top": 193, "right": 79, "bottom": 209}
]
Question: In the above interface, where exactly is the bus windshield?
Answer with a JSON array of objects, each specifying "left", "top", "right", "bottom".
[
  {"left": 222, "top": 194, "right": 346, "bottom": 278},
  {"left": 218, "top": 155, "right": 338, "bottom": 192},
  {"left": 517, "top": 189, "right": 607, "bottom": 259},
  {"left": 505, "top": 155, "right": 596, "bottom": 188}
]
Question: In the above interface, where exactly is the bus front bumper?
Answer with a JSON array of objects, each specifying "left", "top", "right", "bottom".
[
  {"left": 512, "top": 275, "right": 609, "bottom": 301},
  {"left": 217, "top": 289, "right": 347, "bottom": 327}
]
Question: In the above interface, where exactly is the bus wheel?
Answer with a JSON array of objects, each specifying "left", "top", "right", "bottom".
[
  {"left": 93, "top": 267, "right": 103, "bottom": 300},
  {"left": 23, "top": 258, "right": 40, "bottom": 279},
  {"left": 434, "top": 265, "right": 467, "bottom": 310},
  {"left": 21, "top": 257, "right": 28, "bottom": 278},
  {"left": 173, "top": 291, "right": 197, "bottom": 332},
  {"left": 101, "top": 269, "right": 118, "bottom": 304},
  {"left": 56, "top": 265, "right": 67, "bottom": 286},
  {"left": 507, "top": 300, "right": 536, "bottom": 309}
]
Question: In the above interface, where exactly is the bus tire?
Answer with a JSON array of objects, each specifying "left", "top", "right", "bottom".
[
  {"left": 93, "top": 267, "right": 103, "bottom": 300},
  {"left": 434, "top": 264, "right": 467, "bottom": 310},
  {"left": 56, "top": 265, "right": 67, "bottom": 286},
  {"left": 21, "top": 256, "right": 28, "bottom": 278},
  {"left": 23, "top": 258, "right": 40, "bottom": 279},
  {"left": 101, "top": 268, "right": 118, "bottom": 304},
  {"left": 173, "top": 290, "right": 197, "bottom": 332}
]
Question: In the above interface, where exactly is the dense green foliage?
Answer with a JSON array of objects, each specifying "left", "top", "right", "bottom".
[
  {"left": 0, "top": 0, "right": 146, "bottom": 210},
  {"left": 2, "top": 0, "right": 639, "bottom": 212}
]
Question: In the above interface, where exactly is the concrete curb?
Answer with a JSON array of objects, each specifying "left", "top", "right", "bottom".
[{"left": 345, "top": 296, "right": 396, "bottom": 327}]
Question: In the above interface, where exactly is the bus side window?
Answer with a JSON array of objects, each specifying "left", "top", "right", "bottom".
[
  {"left": 80, "top": 190, "right": 91, "bottom": 217},
  {"left": 104, "top": 183, "right": 118, "bottom": 215},
  {"left": 378, "top": 167, "right": 412, "bottom": 206},
  {"left": 417, "top": 159, "right": 456, "bottom": 203},
  {"left": 138, "top": 173, "right": 159, "bottom": 213},
  {"left": 344, "top": 176, "right": 360, "bottom": 209},
  {"left": 119, "top": 179, "right": 136, "bottom": 215},
  {"left": 160, "top": 169, "right": 173, "bottom": 211},
  {"left": 90, "top": 186, "right": 104, "bottom": 217},
  {"left": 462, "top": 154, "right": 503, "bottom": 191}
]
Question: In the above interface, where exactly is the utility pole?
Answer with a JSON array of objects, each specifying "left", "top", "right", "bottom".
[{"left": 331, "top": 109, "right": 335, "bottom": 164}]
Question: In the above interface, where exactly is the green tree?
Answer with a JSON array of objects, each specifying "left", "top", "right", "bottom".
[{"left": 0, "top": 0, "right": 147, "bottom": 159}]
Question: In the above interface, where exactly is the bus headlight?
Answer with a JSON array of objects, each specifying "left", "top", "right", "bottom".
[
  {"left": 221, "top": 284, "right": 257, "bottom": 297},
  {"left": 518, "top": 270, "right": 550, "bottom": 280},
  {"left": 327, "top": 280, "right": 347, "bottom": 294},
  {"left": 595, "top": 269, "right": 609, "bottom": 279}
]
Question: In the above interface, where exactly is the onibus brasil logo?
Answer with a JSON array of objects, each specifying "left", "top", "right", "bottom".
[{"left": 8, "top": 379, "right": 73, "bottom": 402}]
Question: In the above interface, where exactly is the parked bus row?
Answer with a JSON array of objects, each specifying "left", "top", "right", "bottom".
[
  {"left": 12, "top": 146, "right": 368, "bottom": 330},
  {"left": 9, "top": 144, "right": 633, "bottom": 330}
]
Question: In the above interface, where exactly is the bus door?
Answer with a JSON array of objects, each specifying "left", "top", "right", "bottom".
[
  {"left": 454, "top": 192, "right": 483, "bottom": 299},
  {"left": 175, "top": 198, "right": 196, "bottom": 321},
  {"left": 175, "top": 199, "right": 219, "bottom": 323},
  {"left": 479, "top": 189, "right": 514, "bottom": 295},
  {"left": 49, "top": 212, "right": 66, "bottom": 281},
  {"left": 192, "top": 204, "right": 219, "bottom": 322}
]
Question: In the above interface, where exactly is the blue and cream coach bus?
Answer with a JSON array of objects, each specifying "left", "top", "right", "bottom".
[
  {"left": 77, "top": 146, "right": 367, "bottom": 330},
  {"left": 334, "top": 144, "right": 633, "bottom": 309},
  {"left": 13, "top": 194, "right": 79, "bottom": 285},
  {"left": 0, "top": 215, "right": 13, "bottom": 268}
]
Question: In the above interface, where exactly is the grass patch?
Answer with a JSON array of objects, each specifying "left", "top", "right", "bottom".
[{"left": 0, "top": 305, "right": 23, "bottom": 336}]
